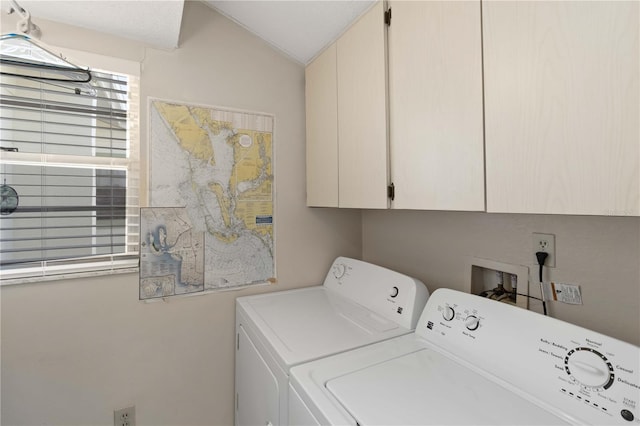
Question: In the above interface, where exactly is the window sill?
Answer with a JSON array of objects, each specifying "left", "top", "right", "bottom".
[{"left": 0, "top": 260, "right": 139, "bottom": 286}]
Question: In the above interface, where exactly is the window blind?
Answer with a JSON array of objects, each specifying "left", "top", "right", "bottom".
[{"left": 0, "top": 65, "right": 140, "bottom": 283}]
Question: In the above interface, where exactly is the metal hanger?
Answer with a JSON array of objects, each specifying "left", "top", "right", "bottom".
[{"left": 0, "top": 33, "right": 92, "bottom": 84}]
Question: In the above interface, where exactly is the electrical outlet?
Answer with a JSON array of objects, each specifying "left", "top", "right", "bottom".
[
  {"left": 532, "top": 233, "right": 555, "bottom": 268},
  {"left": 114, "top": 406, "right": 135, "bottom": 426}
]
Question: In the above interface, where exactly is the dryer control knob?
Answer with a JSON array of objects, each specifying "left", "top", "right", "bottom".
[
  {"left": 332, "top": 263, "right": 347, "bottom": 279},
  {"left": 465, "top": 315, "right": 480, "bottom": 331},
  {"left": 443, "top": 306, "right": 455, "bottom": 321},
  {"left": 390, "top": 286, "right": 399, "bottom": 298}
]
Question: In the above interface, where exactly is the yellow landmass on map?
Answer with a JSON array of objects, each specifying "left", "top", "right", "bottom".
[
  {"left": 235, "top": 200, "right": 273, "bottom": 238},
  {"left": 213, "top": 230, "right": 239, "bottom": 244},
  {"left": 209, "top": 182, "right": 231, "bottom": 228},
  {"left": 190, "top": 107, "right": 233, "bottom": 138},
  {"left": 154, "top": 102, "right": 214, "bottom": 163},
  {"left": 241, "top": 180, "right": 273, "bottom": 200},
  {"left": 208, "top": 182, "right": 240, "bottom": 244},
  {"left": 231, "top": 131, "right": 272, "bottom": 195},
  {"left": 229, "top": 130, "right": 273, "bottom": 240}
]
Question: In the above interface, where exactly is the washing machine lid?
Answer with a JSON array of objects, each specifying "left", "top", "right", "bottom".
[
  {"left": 326, "top": 348, "right": 569, "bottom": 425},
  {"left": 239, "top": 286, "right": 408, "bottom": 370}
]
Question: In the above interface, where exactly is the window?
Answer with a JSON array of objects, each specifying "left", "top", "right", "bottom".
[{"left": 0, "top": 48, "right": 140, "bottom": 283}]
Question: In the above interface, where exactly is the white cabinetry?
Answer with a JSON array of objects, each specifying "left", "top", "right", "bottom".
[
  {"left": 483, "top": 1, "right": 639, "bottom": 215},
  {"left": 306, "top": 1, "right": 482, "bottom": 210},
  {"left": 388, "top": 0, "right": 484, "bottom": 210},
  {"left": 305, "top": 2, "right": 388, "bottom": 208},
  {"left": 307, "top": 1, "right": 638, "bottom": 215}
]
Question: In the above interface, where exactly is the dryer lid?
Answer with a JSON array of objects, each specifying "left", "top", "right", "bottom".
[{"left": 242, "top": 287, "right": 406, "bottom": 369}]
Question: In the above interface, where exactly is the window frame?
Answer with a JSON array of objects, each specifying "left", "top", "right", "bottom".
[{"left": 0, "top": 45, "right": 141, "bottom": 285}]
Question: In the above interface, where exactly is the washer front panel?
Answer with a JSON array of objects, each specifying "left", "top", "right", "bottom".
[{"left": 416, "top": 289, "right": 640, "bottom": 425}]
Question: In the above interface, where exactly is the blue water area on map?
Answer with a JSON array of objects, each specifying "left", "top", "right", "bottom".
[{"left": 147, "top": 225, "right": 192, "bottom": 292}]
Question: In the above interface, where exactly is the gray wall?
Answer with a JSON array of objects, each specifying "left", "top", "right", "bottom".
[
  {"left": 0, "top": 3, "right": 362, "bottom": 425},
  {"left": 362, "top": 210, "right": 640, "bottom": 345}
]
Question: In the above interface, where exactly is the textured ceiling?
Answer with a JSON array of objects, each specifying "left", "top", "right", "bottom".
[{"left": 1, "top": 0, "right": 374, "bottom": 64}]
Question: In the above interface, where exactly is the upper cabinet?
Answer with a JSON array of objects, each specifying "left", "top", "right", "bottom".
[
  {"left": 388, "top": 1, "right": 484, "bottom": 210},
  {"left": 306, "top": 2, "right": 388, "bottom": 209},
  {"left": 306, "top": 0, "right": 483, "bottom": 210},
  {"left": 483, "top": 1, "right": 639, "bottom": 215},
  {"left": 306, "top": 0, "right": 639, "bottom": 216}
]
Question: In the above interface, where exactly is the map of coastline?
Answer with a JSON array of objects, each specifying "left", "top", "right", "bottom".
[
  {"left": 140, "top": 207, "right": 205, "bottom": 299},
  {"left": 147, "top": 100, "right": 275, "bottom": 293}
]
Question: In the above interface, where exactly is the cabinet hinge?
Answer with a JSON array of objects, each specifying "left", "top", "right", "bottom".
[
  {"left": 384, "top": 8, "right": 391, "bottom": 26},
  {"left": 387, "top": 183, "right": 395, "bottom": 200}
]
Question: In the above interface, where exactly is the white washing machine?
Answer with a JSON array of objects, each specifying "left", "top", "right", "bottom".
[
  {"left": 289, "top": 288, "right": 640, "bottom": 425},
  {"left": 234, "top": 257, "right": 429, "bottom": 426}
]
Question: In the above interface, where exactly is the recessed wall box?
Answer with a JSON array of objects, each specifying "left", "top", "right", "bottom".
[{"left": 465, "top": 257, "right": 529, "bottom": 309}]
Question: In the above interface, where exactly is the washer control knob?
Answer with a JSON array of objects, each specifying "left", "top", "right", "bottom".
[
  {"left": 443, "top": 306, "right": 455, "bottom": 321},
  {"left": 564, "top": 348, "right": 614, "bottom": 390},
  {"left": 390, "top": 286, "right": 399, "bottom": 298},
  {"left": 465, "top": 315, "right": 480, "bottom": 331}
]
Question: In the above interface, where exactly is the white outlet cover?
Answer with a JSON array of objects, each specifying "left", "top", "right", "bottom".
[{"left": 532, "top": 233, "right": 555, "bottom": 268}]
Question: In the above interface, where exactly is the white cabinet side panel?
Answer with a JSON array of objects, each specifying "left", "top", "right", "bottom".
[
  {"left": 389, "top": 0, "right": 485, "bottom": 211},
  {"left": 305, "top": 44, "right": 339, "bottom": 207},
  {"left": 484, "top": 1, "right": 639, "bottom": 215},
  {"left": 337, "top": 1, "right": 389, "bottom": 209}
]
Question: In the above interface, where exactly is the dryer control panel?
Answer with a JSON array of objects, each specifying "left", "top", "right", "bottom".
[
  {"left": 323, "top": 257, "right": 430, "bottom": 330},
  {"left": 417, "top": 289, "right": 640, "bottom": 425}
]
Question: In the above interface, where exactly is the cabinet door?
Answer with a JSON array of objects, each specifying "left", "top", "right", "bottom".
[
  {"left": 388, "top": 1, "right": 485, "bottom": 211},
  {"left": 305, "top": 43, "right": 338, "bottom": 207},
  {"left": 337, "top": 1, "right": 389, "bottom": 209},
  {"left": 484, "top": 1, "right": 639, "bottom": 215}
]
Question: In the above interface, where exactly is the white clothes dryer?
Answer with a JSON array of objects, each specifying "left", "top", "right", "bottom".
[
  {"left": 289, "top": 288, "right": 640, "bottom": 426},
  {"left": 234, "top": 257, "right": 429, "bottom": 426}
]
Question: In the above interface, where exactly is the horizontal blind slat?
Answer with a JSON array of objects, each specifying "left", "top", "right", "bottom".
[
  {"left": 1, "top": 80, "right": 128, "bottom": 97},
  {"left": 0, "top": 97, "right": 127, "bottom": 117},
  {"left": 1, "top": 105, "right": 127, "bottom": 126}
]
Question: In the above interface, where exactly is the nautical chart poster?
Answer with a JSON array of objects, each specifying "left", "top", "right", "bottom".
[
  {"left": 140, "top": 207, "right": 205, "bottom": 299},
  {"left": 146, "top": 99, "right": 275, "bottom": 296}
]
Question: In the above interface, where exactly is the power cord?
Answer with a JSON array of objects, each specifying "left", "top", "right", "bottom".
[
  {"left": 536, "top": 251, "right": 549, "bottom": 316},
  {"left": 514, "top": 292, "right": 543, "bottom": 302}
]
